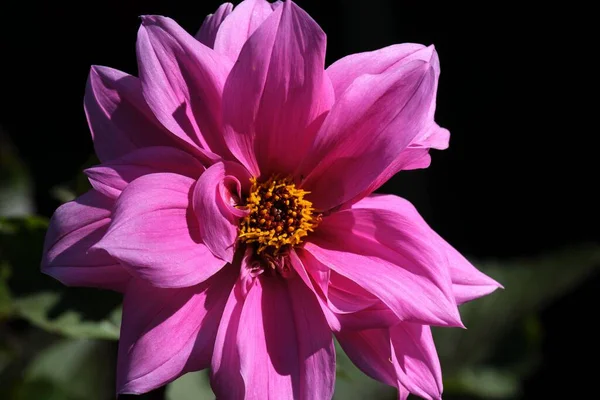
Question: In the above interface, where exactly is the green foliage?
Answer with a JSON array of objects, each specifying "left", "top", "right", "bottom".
[
  {"left": 434, "top": 244, "right": 600, "bottom": 398},
  {"left": 165, "top": 370, "right": 214, "bottom": 400},
  {"left": 12, "top": 293, "right": 121, "bottom": 341},
  {"left": 49, "top": 154, "right": 97, "bottom": 204},
  {"left": 0, "top": 133, "right": 33, "bottom": 217},
  {"left": 0, "top": 263, "right": 11, "bottom": 318},
  {"left": 7, "top": 339, "right": 115, "bottom": 400},
  {"left": 0, "top": 217, "right": 122, "bottom": 341}
]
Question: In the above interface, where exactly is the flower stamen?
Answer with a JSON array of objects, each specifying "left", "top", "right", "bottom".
[{"left": 238, "top": 176, "right": 320, "bottom": 256}]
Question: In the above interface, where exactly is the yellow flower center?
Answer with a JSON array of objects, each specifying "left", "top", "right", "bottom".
[{"left": 238, "top": 176, "right": 320, "bottom": 256}]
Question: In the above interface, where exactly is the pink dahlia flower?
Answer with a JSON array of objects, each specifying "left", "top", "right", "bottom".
[{"left": 41, "top": 1, "right": 501, "bottom": 399}]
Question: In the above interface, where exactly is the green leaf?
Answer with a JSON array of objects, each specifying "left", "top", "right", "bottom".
[
  {"left": 12, "top": 293, "right": 121, "bottom": 341},
  {"left": 435, "top": 244, "right": 600, "bottom": 398},
  {"left": 444, "top": 367, "right": 520, "bottom": 399},
  {"left": 9, "top": 380, "right": 79, "bottom": 400},
  {"left": 166, "top": 370, "right": 214, "bottom": 400},
  {"left": 49, "top": 154, "right": 97, "bottom": 204},
  {"left": 0, "top": 341, "right": 13, "bottom": 376},
  {"left": 0, "top": 216, "right": 122, "bottom": 340},
  {"left": 0, "top": 132, "right": 33, "bottom": 217},
  {"left": 12, "top": 338, "right": 115, "bottom": 400},
  {"left": 0, "top": 262, "right": 12, "bottom": 318},
  {"left": 0, "top": 216, "right": 53, "bottom": 299}
]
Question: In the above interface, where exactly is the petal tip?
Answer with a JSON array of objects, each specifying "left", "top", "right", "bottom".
[
  {"left": 445, "top": 304, "right": 465, "bottom": 329},
  {"left": 139, "top": 14, "right": 154, "bottom": 24},
  {"left": 89, "top": 236, "right": 109, "bottom": 254},
  {"left": 139, "top": 14, "right": 165, "bottom": 26},
  {"left": 453, "top": 315, "right": 466, "bottom": 329},
  {"left": 87, "top": 65, "right": 106, "bottom": 85},
  {"left": 89, "top": 64, "right": 101, "bottom": 76}
]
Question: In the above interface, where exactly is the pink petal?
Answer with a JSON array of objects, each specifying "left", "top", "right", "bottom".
[
  {"left": 337, "top": 324, "right": 443, "bottom": 400},
  {"left": 289, "top": 249, "right": 341, "bottom": 331},
  {"left": 85, "top": 146, "right": 205, "bottom": 199},
  {"left": 304, "top": 205, "right": 462, "bottom": 327},
  {"left": 94, "top": 173, "right": 225, "bottom": 288},
  {"left": 333, "top": 304, "right": 399, "bottom": 332},
  {"left": 192, "top": 161, "right": 251, "bottom": 262},
  {"left": 84, "top": 66, "right": 184, "bottom": 163},
  {"left": 326, "top": 43, "right": 445, "bottom": 140},
  {"left": 137, "top": 16, "right": 232, "bottom": 162},
  {"left": 210, "top": 272, "right": 246, "bottom": 399},
  {"left": 414, "top": 123, "right": 450, "bottom": 150},
  {"left": 242, "top": 278, "right": 297, "bottom": 399},
  {"left": 300, "top": 46, "right": 439, "bottom": 211},
  {"left": 391, "top": 323, "right": 443, "bottom": 400},
  {"left": 211, "top": 271, "right": 334, "bottom": 399},
  {"left": 212, "top": 275, "right": 297, "bottom": 399},
  {"left": 328, "top": 271, "right": 381, "bottom": 313},
  {"left": 117, "top": 265, "right": 237, "bottom": 394},
  {"left": 335, "top": 328, "right": 397, "bottom": 387},
  {"left": 327, "top": 43, "right": 428, "bottom": 99},
  {"left": 329, "top": 275, "right": 399, "bottom": 330},
  {"left": 293, "top": 249, "right": 399, "bottom": 331},
  {"left": 287, "top": 273, "right": 336, "bottom": 400},
  {"left": 353, "top": 194, "right": 502, "bottom": 304},
  {"left": 221, "top": 0, "right": 334, "bottom": 177},
  {"left": 195, "top": 2, "right": 233, "bottom": 48},
  {"left": 41, "top": 190, "right": 130, "bottom": 292},
  {"left": 354, "top": 124, "right": 450, "bottom": 203},
  {"left": 326, "top": 44, "right": 450, "bottom": 202},
  {"left": 398, "top": 383, "right": 410, "bottom": 400},
  {"left": 213, "top": 0, "right": 273, "bottom": 62},
  {"left": 444, "top": 246, "right": 503, "bottom": 305}
]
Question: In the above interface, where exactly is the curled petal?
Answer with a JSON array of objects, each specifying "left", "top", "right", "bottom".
[{"left": 193, "top": 161, "right": 251, "bottom": 262}]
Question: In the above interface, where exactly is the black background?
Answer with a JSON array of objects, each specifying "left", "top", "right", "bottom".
[{"left": 1, "top": 0, "right": 597, "bottom": 397}]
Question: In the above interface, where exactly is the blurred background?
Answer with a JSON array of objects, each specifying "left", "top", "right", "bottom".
[{"left": 0, "top": 0, "right": 597, "bottom": 399}]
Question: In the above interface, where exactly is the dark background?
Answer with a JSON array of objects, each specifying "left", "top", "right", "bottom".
[{"left": 1, "top": 0, "right": 597, "bottom": 398}]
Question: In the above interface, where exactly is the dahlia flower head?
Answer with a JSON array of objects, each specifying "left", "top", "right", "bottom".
[{"left": 41, "top": 1, "right": 501, "bottom": 399}]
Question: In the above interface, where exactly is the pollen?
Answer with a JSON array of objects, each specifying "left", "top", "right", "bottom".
[{"left": 238, "top": 176, "right": 321, "bottom": 255}]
